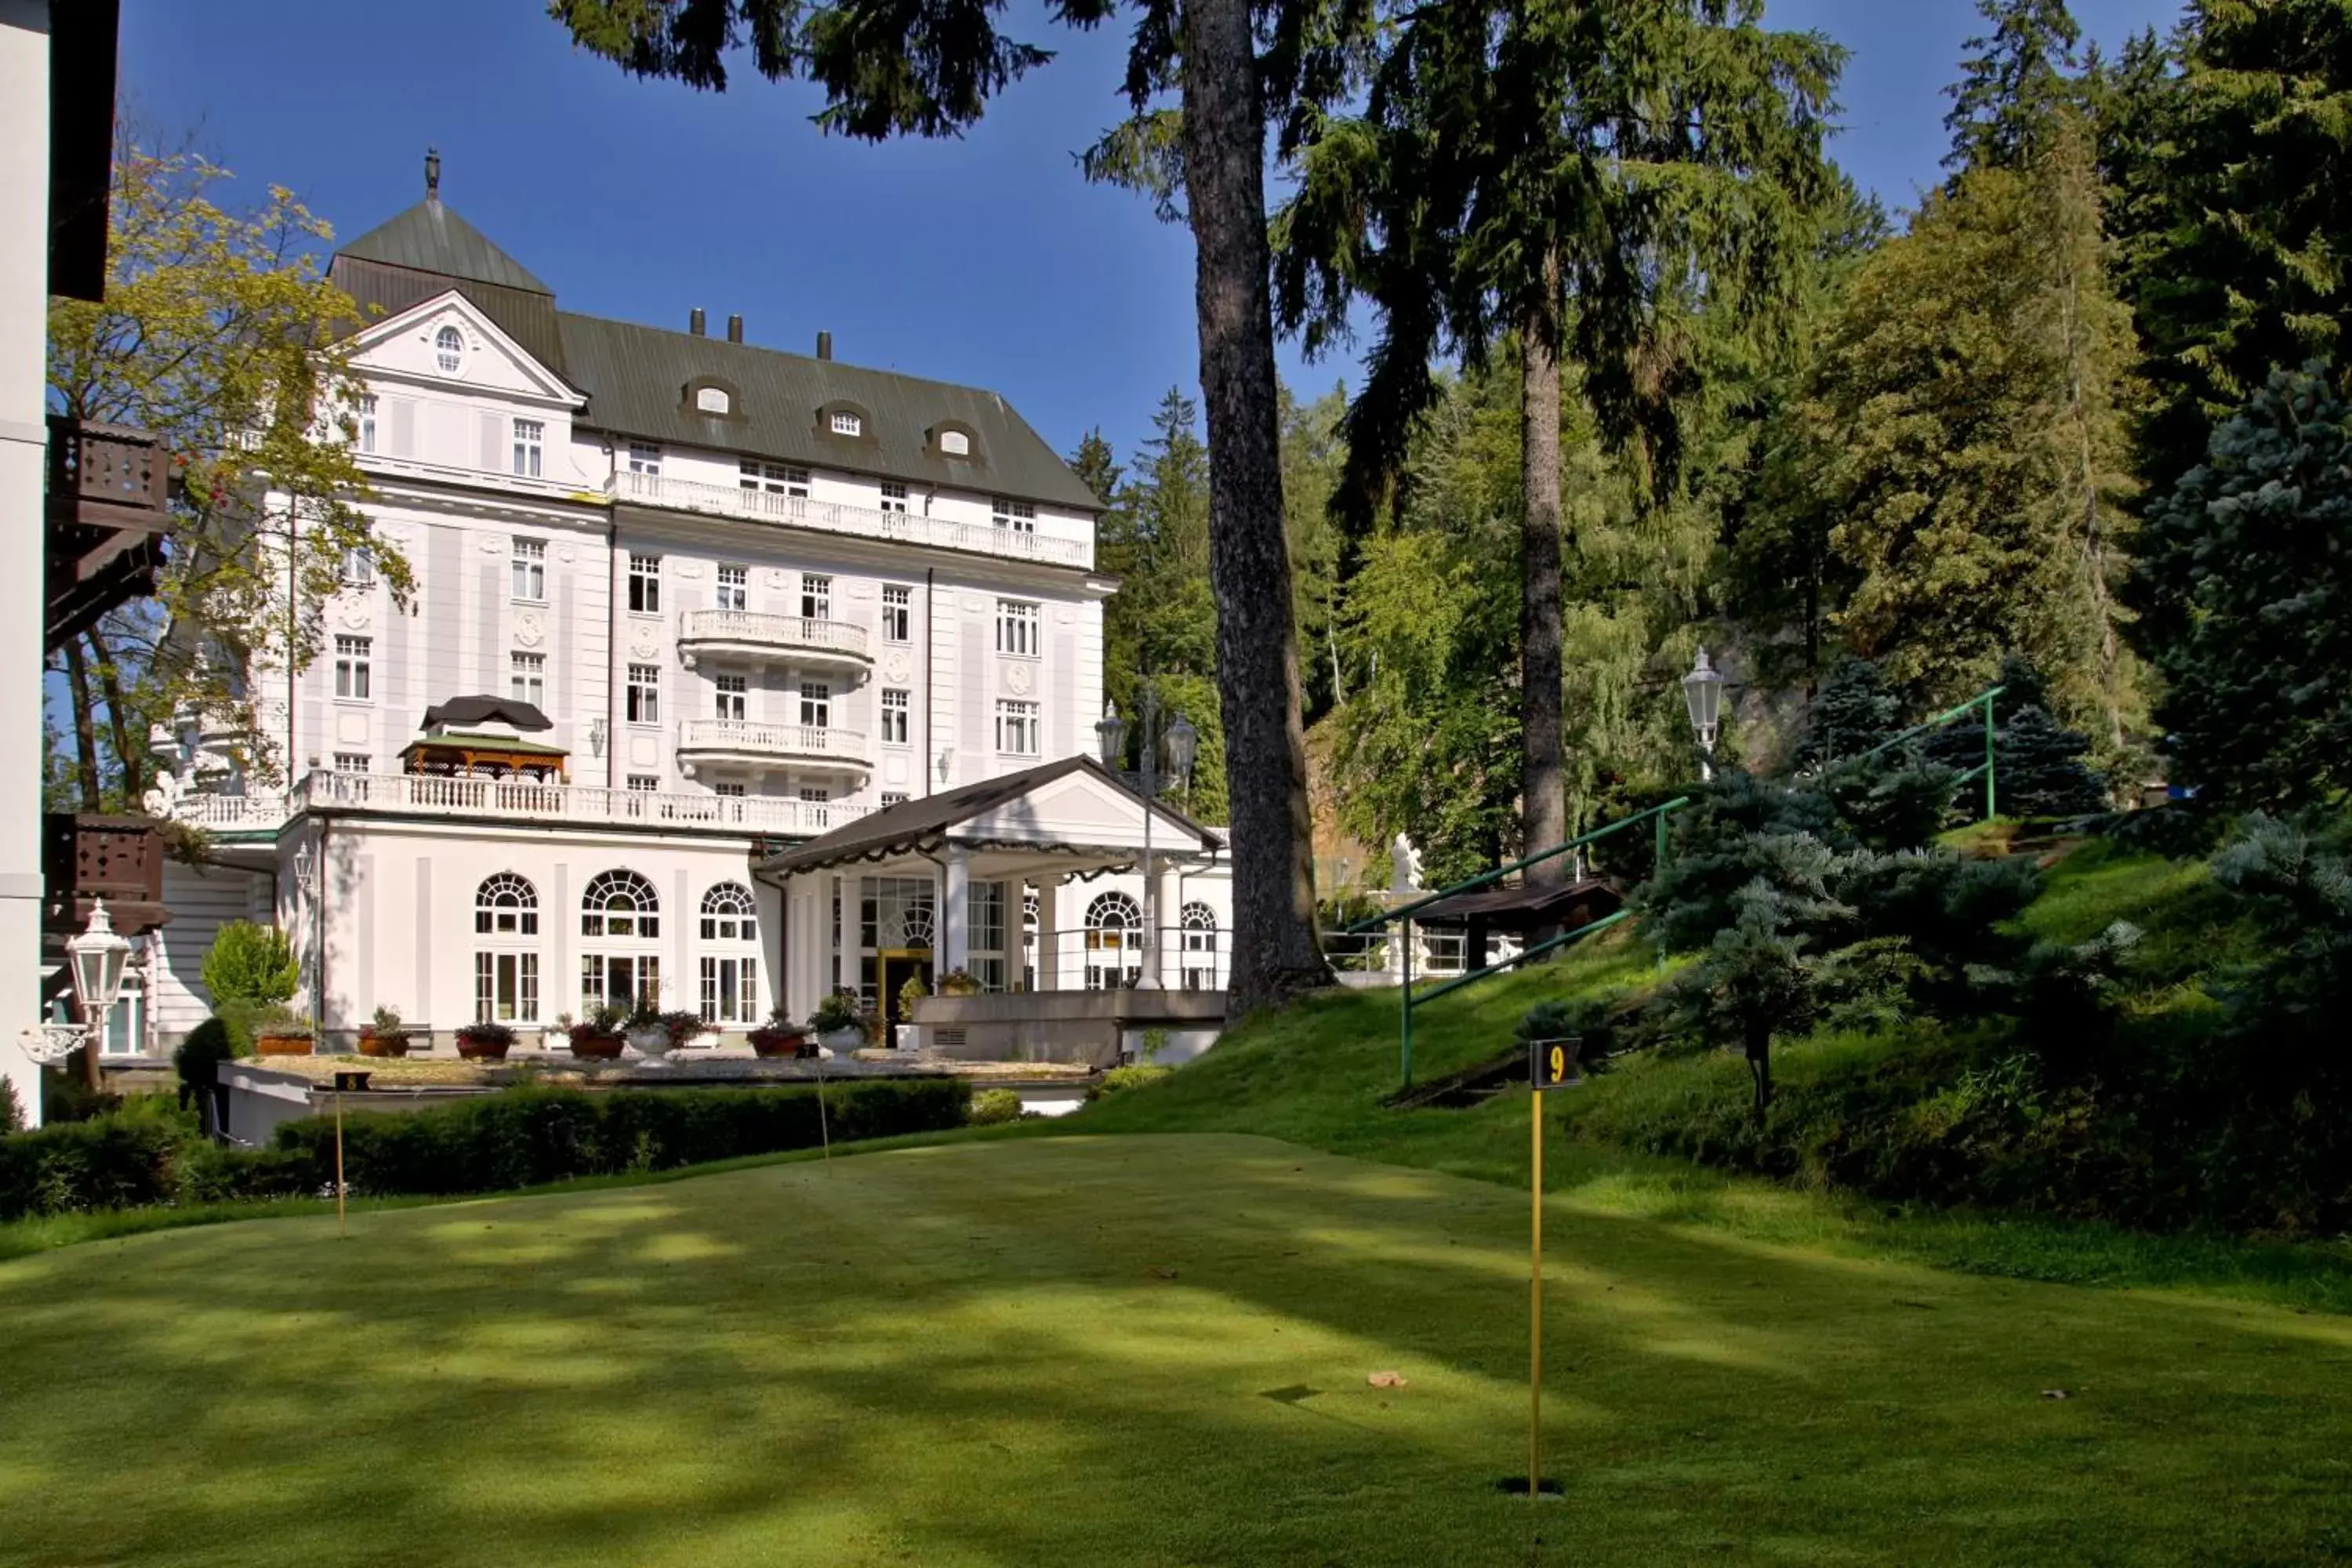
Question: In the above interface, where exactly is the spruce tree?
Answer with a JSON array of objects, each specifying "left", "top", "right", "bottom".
[
  {"left": 1943, "top": 0, "right": 2084, "bottom": 175},
  {"left": 1798, "top": 657, "right": 1902, "bottom": 768}
]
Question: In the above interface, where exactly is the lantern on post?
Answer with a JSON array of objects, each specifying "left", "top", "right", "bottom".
[{"left": 1682, "top": 646, "right": 1726, "bottom": 782}]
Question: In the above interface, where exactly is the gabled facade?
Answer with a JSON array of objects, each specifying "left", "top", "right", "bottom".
[{"left": 132, "top": 169, "right": 1228, "bottom": 1056}]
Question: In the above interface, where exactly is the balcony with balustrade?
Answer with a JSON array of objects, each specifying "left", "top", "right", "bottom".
[
  {"left": 167, "top": 771, "right": 863, "bottom": 839},
  {"left": 676, "top": 609, "right": 872, "bottom": 675},
  {"left": 610, "top": 470, "right": 1092, "bottom": 570},
  {"left": 675, "top": 719, "right": 870, "bottom": 780}
]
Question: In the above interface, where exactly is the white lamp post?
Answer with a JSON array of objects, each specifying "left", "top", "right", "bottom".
[
  {"left": 17, "top": 900, "right": 136, "bottom": 1073},
  {"left": 1682, "top": 645, "right": 1726, "bottom": 782}
]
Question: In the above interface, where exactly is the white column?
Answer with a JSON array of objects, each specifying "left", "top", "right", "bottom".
[
  {"left": 1154, "top": 863, "right": 1183, "bottom": 987},
  {"left": 1, "top": 6, "right": 53, "bottom": 1125},
  {"left": 938, "top": 845, "right": 970, "bottom": 975},
  {"left": 1035, "top": 876, "right": 1062, "bottom": 992},
  {"left": 829, "top": 874, "right": 851, "bottom": 995}
]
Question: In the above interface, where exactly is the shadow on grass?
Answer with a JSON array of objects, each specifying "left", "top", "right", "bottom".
[{"left": 5, "top": 1134, "right": 2351, "bottom": 1568}]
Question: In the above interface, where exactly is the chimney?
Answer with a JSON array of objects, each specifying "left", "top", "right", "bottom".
[
  {"left": 689, "top": 307, "right": 706, "bottom": 337},
  {"left": 816, "top": 330, "right": 833, "bottom": 361},
  {"left": 425, "top": 147, "right": 441, "bottom": 201},
  {"left": 726, "top": 314, "right": 743, "bottom": 343}
]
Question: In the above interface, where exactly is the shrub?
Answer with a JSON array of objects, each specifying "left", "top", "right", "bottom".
[
  {"left": 969, "top": 1088, "right": 1023, "bottom": 1125},
  {"left": 810, "top": 989, "right": 862, "bottom": 1034},
  {"left": 0, "top": 1111, "right": 187, "bottom": 1220},
  {"left": 173, "top": 1014, "right": 252, "bottom": 1098},
  {"left": 0, "top": 1076, "right": 22, "bottom": 1134},
  {"left": 199, "top": 922, "right": 298, "bottom": 1009},
  {"left": 268, "top": 1078, "right": 971, "bottom": 1197},
  {"left": 1095, "top": 1065, "right": 1174, "bottom": 1098}
]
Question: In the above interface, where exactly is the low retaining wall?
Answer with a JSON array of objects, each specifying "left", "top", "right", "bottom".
[{"left": 909, "top": 989, "right": 1226, "bottom": 1067}]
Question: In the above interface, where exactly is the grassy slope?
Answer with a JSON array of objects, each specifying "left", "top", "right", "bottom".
[
  {"left": 1079, "top": 844, "right": 2352, "bottom": 1312},
  {"left": 7, "top": 1134, "right": 2352, "bottom": 1567}
]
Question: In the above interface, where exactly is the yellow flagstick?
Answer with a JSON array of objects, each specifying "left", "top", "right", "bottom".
[
  {"left": 1530, "top": 1079, "right": 1544, "bottom": 1501},
  {"left": 334, "top": 1086, "right": 348, "bottom": 1240}
]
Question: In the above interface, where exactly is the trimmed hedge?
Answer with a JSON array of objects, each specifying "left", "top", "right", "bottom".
[{"left": 1, "top": 1078, "right": 971, "bottom": 1219}]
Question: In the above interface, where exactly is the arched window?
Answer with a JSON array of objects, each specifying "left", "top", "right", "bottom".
[
  {"left": 475, "top": 873, "right": 539, "bottom": 936},
  {"left": 473, "top": 874, "right": 541, "bottom": 1024},
  {"left": 582, "top": 869, "right": 660, "bottom": 938},
  {"left": 434, "top": 325, "right": 464, "bottom": 374},
  {"left": 700, "top": 882, "right": 757, "bottom": 942},
  {"left": 1085, "top": 891, "right": 1143, "bottom": 990},
  {"left": 1181, "top": 902, "right": 1219, "bottom": 990}
]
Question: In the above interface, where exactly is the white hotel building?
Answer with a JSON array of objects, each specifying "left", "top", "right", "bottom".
[{"left": 140, "top": 175, "right": 1229, "bottom": 1054}]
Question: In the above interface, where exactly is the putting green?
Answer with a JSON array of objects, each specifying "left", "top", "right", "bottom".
[{"left": 2, "top": 1134, "right": 2347, "bottom": 1566}]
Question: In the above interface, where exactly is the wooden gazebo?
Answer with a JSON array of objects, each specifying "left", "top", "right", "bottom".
[{"left": 401, "top": 695, "right": 570, "bottom": 782}]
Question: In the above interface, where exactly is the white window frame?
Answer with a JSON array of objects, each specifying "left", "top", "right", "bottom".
[
  {"left": 992, "top": 497, "right": 1036, "bottom": 535},
  {"left": 800, "top": 573, "right": 832, "bottom": 621},
  {"left": 511, "top": 538, "right": 546, "bottom": 601},
  {"left": 830, "top": 410, "right": 862, "bottom": 437},
  {"left": 434, "top": 325, "right": 463, "bottom": 374},
  {"left": 511, "top": 418, "right": 543, "bottom": 478},
  {"left": 996, "top": 600, "right": 1040, "bottom": 658},
  {"left": 358, "top": 394, "right": 377, "bottom": 453},
  {"left": 881, "top": 584, "right": 912, "bottom": 642},
  {"left": 879, "top": 688, "right": 910, "bottom": 746},
  {"left": 627, "top": 553, "right": 661, "bottom": 615},
  {"left": 939, "top": 429, "right": 971, "bottom": 457},
  {"left": 626, "top": 774, "right": 661, "bottom": 793},
  {"left": 475, "top": 951, "right": 541, "bottom": 1025},
  {"left": 878, "top": 480, "right": 908, "bottom": 514},
  {"left": 800, "top": 680, "right": 832, "bottom": 730},
  {"left": 627, "top": 441, "right": 662, "bottom": 477},
  {"left": 339, "top": 544, "right": 376, "bottom": 589},
  {"left": 714, "top": 673, "right": 748, "bottom": 722},
  {"left": 332, "top": 636, "right": 372, "bottom": 701},
  {"left": 510, "top": 651, "right": 546, "bottom": 708},
  {"left": 996, "top": 699, "right": 1040, "bottom": 757},
  {"left": 717, "top": 564, "right": 750, "bottom": 612},
  {"left": 333, "top": 752, "right": 370, "bottom": 775},
  {"left": 626, "top": 663, "right": 661, "bottom": 725}
]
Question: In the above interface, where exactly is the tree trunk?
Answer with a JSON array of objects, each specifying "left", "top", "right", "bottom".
[
  {"left": 63, "top": 639, "right": 103, "bottom": 811},
  {"left": 1520, "top": 251, "right": 1567, "bottom": 897},
  {"left": 1179, "top": 0, "right": 1332, "bottom": 1011},
  {"left": 1744, "top": 1021, "right": 1773, "bottom": 1116},
  {"left": 89, "top": 626, "right": 144, "bottom": 808}
]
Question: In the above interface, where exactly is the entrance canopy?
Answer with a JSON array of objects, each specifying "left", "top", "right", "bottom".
[{"left": 755, "top": 755, "right": 1220, "bottom": 887}]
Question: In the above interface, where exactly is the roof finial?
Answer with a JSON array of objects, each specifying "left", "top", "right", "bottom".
[{"left": 425, "top": 147, "right": 441, "bottom": 201}]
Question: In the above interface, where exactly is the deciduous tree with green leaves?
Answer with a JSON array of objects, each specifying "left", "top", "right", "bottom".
[{"left": 47, "top": 144, "right": 414, "bottom": 804}]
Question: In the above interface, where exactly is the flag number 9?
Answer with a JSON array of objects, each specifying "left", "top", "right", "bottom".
[{"left": 1548, "top": 1045, "right": 1566, "bottom": 1083}]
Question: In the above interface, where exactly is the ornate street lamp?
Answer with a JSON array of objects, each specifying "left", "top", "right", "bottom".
[
  {"left": 1094, "top": 699, "right": 1129, "bottom": 771},
  {"left": 1165, "top": 710, "right": 1199, "bottom": 796},
  {"left": 16, "top": 900, "right": 136, "bottom": 1074},
  {"left": 1682, "top": 645, "right": 1726, "bottom": 782}
]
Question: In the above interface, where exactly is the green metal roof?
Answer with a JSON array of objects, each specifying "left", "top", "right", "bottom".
[
  {"left": 328, "top": 194, "right": 1101, "bottom": 516},
  {"left": 337, "top": 198, "right": 551, "bottom": 294},
  {"left": 557, "top": 314, "right": 1103, "bottom": 514}
]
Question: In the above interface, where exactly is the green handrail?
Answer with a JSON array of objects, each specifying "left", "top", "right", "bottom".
[
  {"left": 1345, "top": 796, "right": 1693, "bottom": 935},
  {"left": 1850, "top": 684, "right": 2004, "bottom": 823}
]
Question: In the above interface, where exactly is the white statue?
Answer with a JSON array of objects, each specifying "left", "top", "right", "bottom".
[{"left": 1391, "top": 833, "right": 1424, "bottom": 894}]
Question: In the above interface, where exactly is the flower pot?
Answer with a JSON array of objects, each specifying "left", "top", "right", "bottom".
[
  {"left": 626, "top": 1027, "right": 673, "bottom": 1062},
  {"left": 455, "top": 1036, "right": 511, "bottom": 1061},
  {"left": 254, "top": 1033, "right": 314, "bottom": 1057},
  {"left": 818, "top": 1027, "right": 862, "bottom": 1056},
  {"left": 568, "top": 1031, "right": 625, "bottom": 1061},
  {"left": 357, "top": 1031, "right": 408, "bottom": 1058},
  {"left": 748, "top": 1029, "right": 808, "bottom": 1059}
]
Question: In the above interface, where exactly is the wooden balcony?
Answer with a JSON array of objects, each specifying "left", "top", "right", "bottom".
[
  {"left": 45, "top": 417, "right": 174, "bottom": 654},
  {"left": 42, "top": 812, "right": 171, "bottom": 938}
]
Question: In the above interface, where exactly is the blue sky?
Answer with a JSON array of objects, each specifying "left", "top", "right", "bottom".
[{"left": 117, "top": 0, "right": 2184, "bottom": 469}]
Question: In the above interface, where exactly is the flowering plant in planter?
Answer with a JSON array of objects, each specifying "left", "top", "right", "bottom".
[
  {"left": 455, "top": 1019, "right": 516, "bottom": 1061},
  {"left": 746, "top": 1003, "right": 812, "bottom": 1059},
  {"left": 359, "top": 1004, "right": 410, "bottom": 1058},
  {"left": 251, "top": 1004, "right": 316, "bottom": 1057},
  {"left": 563, "top": 1004, "right": 628, "bottom": 1061},
  {"left": 658, "top": 1009, "right": 708, "bottom": 1049},
  {"left": 622, "top": 993, "right": 679, "bottom": 1061},
  {"left": 935, "top": 967, "right": 983, "bottom": 996}
]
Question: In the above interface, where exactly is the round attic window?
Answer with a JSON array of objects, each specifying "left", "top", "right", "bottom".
[{"left": 434, "top": 325, "right": 463, "bottom": 374}]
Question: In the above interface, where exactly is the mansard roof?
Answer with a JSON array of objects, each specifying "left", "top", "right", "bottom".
[
  {"left": 339, "top": 198, "right": 552, "bottom": 295},
  {"left": 328, "top": 191, "right": 1102, "bottom": 515},
  {"left": 557, "top": 313, "right": 1103, "bottom": 514}
]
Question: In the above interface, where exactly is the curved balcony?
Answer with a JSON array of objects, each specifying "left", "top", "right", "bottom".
[
  {"left": 677, "top": 609, "right": 873, "bottom": 674},
  {"left": 676, "top": 719, "right": 870, "bottom": 779}
]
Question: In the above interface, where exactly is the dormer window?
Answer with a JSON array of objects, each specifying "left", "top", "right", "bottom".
[
  {"left": 939, "top": 429, "right": 970, "bottom": 457},
  {"left": 434, "top": 325, "right": 463, "bottom": 374},
  {"left": 696, "top": 386, "right": 731, "bottom": 415},
  {"left": 830, "top": 410, "right": 862, "bottom": 437},
  {"left": 682, "top": 376, "right": 743, "bottom": 421}
]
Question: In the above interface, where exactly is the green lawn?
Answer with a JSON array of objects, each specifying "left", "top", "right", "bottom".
[{"left": 5, "top": 1133, "right": 2352, "bottom": 1566}]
